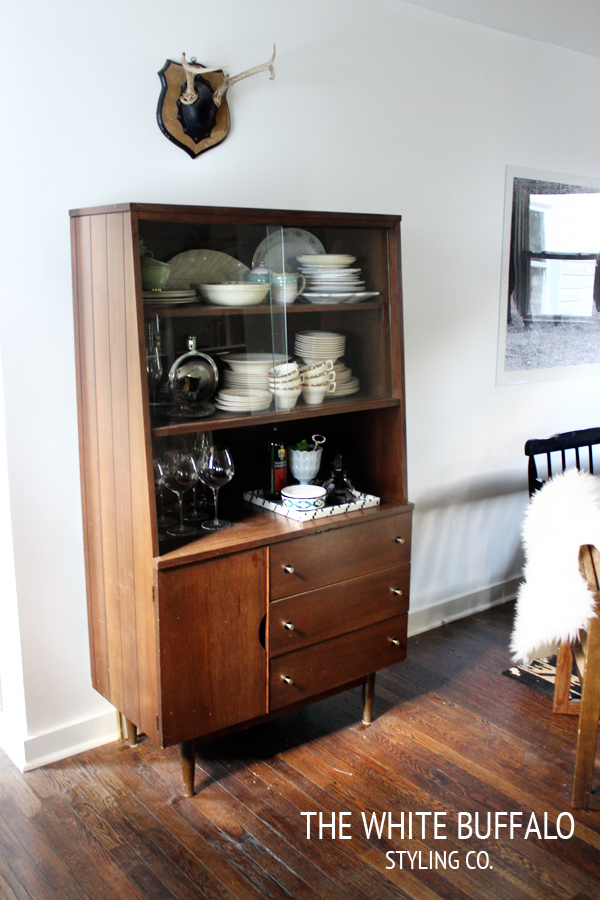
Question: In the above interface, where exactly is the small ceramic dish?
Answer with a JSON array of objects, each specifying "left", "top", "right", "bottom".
[{"left": 281, "top": 484, "right": 327, "bottom": 510}]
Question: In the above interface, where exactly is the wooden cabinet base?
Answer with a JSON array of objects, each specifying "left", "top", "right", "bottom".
[{"left": 175, "top": 673, "right": 378, "bottom": 797}]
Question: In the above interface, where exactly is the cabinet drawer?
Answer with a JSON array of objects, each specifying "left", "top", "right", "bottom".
[
  {"left": 270, "top": 513, "right": 411, "bottom": 599},
  {"left": 269, "top": 614, "right": 407, "bottom": 711},
  {"left": 269, "top": 565, "right": 409, "bottom": 656}
]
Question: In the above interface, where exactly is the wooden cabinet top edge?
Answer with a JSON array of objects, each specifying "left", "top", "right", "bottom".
[
  {"left": 69, "top": 203, "right": 401, "bottom": 227},
  {"left": 154, "top": 500, "right": 414, "bottom": 571}
]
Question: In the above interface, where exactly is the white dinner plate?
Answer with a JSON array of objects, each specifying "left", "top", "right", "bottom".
[
  {"left": 252, "top": 229, "right": 325, "bottom": 272},
  {"left": 296, "top": 254, "right": 356, "bottom": 267}
]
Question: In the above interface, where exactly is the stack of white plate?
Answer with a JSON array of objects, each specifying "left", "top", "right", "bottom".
[
  {"left": 143, "top": 290, "right": 197, "bottom": 306},
  {"left": 294, "top": 331, "right": 346, "bottom": 365},
  {"left": 296, "top": 254, "right": 377, "bottom": 304},
  {"left": 331, "top": 362, "right": 360, "bottom": 396},
  {"left": 220, "top": 352, "right": 289, "bottom": 393},
  {"left": 223, "top": 370, "right": 269, "bottom": 390},
  {"left": 214, "top": 389, "right": 273, "bottom": 413}
]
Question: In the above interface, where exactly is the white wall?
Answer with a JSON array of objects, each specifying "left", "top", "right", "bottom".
[{"left": 2, "top": 0, "right": 600, "bottom": 767}]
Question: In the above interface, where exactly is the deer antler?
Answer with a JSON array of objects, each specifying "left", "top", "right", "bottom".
[
  {"left": 212, "top": 45, "right": 276, "bottom": 108},
  {"left": 180, "top": 54, "right": 228, "bottom": 105}
]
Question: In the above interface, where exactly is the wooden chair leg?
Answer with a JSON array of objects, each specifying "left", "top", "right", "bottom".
[
  {"left": 180, "top": 740, "right": 196, "bottom": 798},
  {"left": 125, "top": 717, "right": 138, "bottom": 747},
  {"left": 572, "top": 612, "right": 600, "bottom": 808},
  {"left": 362, "top": 673, "right": 376, "bottom": 725},
  {"left": 554, "top": 643, "right": 578, "bottom": 715}
]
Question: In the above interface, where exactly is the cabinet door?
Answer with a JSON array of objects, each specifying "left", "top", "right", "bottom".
[{"left": 156, "top": 548, "right": 267, "bottom": 746}]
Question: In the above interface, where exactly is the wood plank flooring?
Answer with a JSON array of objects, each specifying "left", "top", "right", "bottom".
[{"left": 1, "top": 601, "right": 599, "bottom": 900}]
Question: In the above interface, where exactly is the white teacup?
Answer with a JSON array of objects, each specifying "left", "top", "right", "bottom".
[
  {"left": 269, "top": 377, "right": 302, "bottom": 391},
  {"left": 299, "top": 360, "right": 334, "bottom": 377},
  {"left": 271, "top": 386, "right": 302, "bottom": 410},
  {"left": 302, "top": 370, "right": 336, "bottom": 385},
  {"left": 302, "top": 382, "right": 335, "bottom": 405},
  {"left": 269, "top": 362, "right": 298, "bottom": 379}
]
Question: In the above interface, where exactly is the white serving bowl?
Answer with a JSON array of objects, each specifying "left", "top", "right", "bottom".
[
  {"left": 199, "top": 283, "right": 269, "bottom": 307},
  {"left": 222, "top": 352, "right": 289, "bottom": 373},
  {"left": 281, "top": 484, "right": 327, "bottom": 510}
]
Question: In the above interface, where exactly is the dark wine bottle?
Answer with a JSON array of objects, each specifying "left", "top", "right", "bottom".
[{"left": 266, "top": 425, "right": 287, "bottom": 501}]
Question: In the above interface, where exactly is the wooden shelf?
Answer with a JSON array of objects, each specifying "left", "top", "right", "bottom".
[
  {"left": 143, "top": 300, "right": 386, "bottom": 318},
  {"left": 151, "top": 396, "right": 401, "bottom": 437},
  {"left": 156, "top": 500, "right": 413, "bottom": 569}
]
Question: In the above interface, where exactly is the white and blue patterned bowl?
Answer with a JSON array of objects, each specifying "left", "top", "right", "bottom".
[{"left": 281, "top": 485, "right": 326, "bottom": 510}]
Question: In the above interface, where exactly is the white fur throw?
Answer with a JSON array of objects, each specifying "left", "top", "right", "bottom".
[{"left": 511, "top": 468, "right": 600, "bottom": 663}]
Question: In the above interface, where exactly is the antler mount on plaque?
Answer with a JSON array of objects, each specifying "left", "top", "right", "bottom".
[{"left": 157, "top": 46, "right": 276, "bottom": 158}]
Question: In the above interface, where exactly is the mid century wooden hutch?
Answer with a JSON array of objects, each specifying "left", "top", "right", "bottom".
[{"left": 70, "top": 203, "right": 412, "bottom": 796}]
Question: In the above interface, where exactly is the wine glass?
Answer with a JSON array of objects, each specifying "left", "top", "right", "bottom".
[
  {"left": 185, "top": 431, "right": 213, "bottom": 522},
  {"left": 200, "top": 446, "right": 235, "bottom": 531},
  {"left": 163, "top": 449, "right": 200, "bottom": 537},
  {"left": 153, "top": 457, "right": 176, "bottom": 528}
]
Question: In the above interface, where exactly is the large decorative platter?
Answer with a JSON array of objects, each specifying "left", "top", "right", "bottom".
[
  {"left": 252, "top": 229, "right": 325, "bottom": 273},
  {"left": 165, "top": 249, "right": 249, "bottom": 290}
]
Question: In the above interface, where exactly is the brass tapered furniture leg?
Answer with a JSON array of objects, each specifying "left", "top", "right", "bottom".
[
  {"left": 362, "top": 673, "right": 376, "bottom": 725},
  {"left": 125, "top": 717, "right": 138, "bottom": 747},
  {"left": 180, "top": 740, "right": 196, "bottom": 797}
]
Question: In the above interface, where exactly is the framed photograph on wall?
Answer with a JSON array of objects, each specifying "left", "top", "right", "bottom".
[{"left": 497, "top": 166, "right": 600, "bottom": 384}]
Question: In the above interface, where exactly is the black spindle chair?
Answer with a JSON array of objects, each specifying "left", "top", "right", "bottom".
[{"left": 524, "top": 427, "right": 600, "bottom": 497}]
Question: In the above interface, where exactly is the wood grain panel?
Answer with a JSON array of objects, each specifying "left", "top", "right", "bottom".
[
  {"left": 269, "top": 564, "right": 410, "bottom": 656},
  {"left": 71, "top": 216, "right": 109, "bottom": 697},
  {"left": 106, "top": 213, "right": 139, "bottom": 726},
  {"left": 269, "top": 614, "right": 407, "bottom": 710},
  {"left": 270, "top": 513, "right": 412, "bottom": 599},
  {"left": 123, "top": 212, "right": 159, "bottom": 743},
  {"left": 156, "top": 549, "right": 268, "bottom": 746},
  {"left": 89, "top": 214, "right": 124, "bottom": 714}
]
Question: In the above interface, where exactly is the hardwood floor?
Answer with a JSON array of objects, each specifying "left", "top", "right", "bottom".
[{"left": 1, "top": 601, "right": 599, "bottom": 900}]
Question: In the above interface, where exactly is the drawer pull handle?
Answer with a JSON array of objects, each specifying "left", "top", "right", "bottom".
[
  {"left": 395, "top": 537, "right": 405, "bottom": 544},
  {"left": 390, "top": 638, "right": 401, "bottom": 647},
  {"left": 391, "top": 588, "right": 403, "bottom": 597},
  {"left": 282, "top": 675, "right": 294, "bottom": 685},
  {"left": 283, "top": 565, "right": 295, "bottom": 574},
  {"left": 284, "top": 621, "right": 295, "bottom": 631}
]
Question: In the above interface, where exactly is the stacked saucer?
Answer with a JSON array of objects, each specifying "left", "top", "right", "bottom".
[
  {"left": 143, "top": 290, "right": 197, "bottom": 306},
  {"left": 296, "top": 254, "right": 368, "bottom": 304},
  {"left": 214, "top": 388, "right": 272, "bottom": 413},
  {"left": 294, "top": 331, "right": 346, "bottom": 365},
  {"left": 331, "top": 361, "right": 360, "bottom": 396}
]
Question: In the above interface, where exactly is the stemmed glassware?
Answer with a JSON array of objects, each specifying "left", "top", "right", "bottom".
[
  {"left": 199, "top": 446, "right": 235, "bottom": 531},
  {"left": 153, "top": 457, "right": 176, "bottom": 528},
  {"left": 184, "top": 431, "right": 212, "bottom": 523},
  {"left": 162, "top": 449, "right": 200, "bottom": 537}
]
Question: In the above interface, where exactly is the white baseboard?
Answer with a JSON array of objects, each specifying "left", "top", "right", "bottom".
[
  {"left": 408, "top": 577, "right": 520, "bottom": 637},
  {"left": 17, "top": 711, "right": 119, "bottom": 772}
]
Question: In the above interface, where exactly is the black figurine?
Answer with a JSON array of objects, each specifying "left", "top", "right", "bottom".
[{"left": 322, "top": 453, "right": 356, "bottom": 506}]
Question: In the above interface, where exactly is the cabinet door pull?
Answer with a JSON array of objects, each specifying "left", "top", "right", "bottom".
[
  {"left": 284, "top": 621, "right": 295, "bottom": 631},
  {"left": 283, "top": 565, "right": 295, "bottom": 574},
  {"left": 391, "top": 588, "right": 403, "bottom": 596},
  {"left": 395, "top": 536, "right": 405, "bottom": 544},
  {"left": 390, "top": 638, "right": 401, "bottom": 646},
  {"left": 282, "top": 675, "right": 293, "bottom": 685}
]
